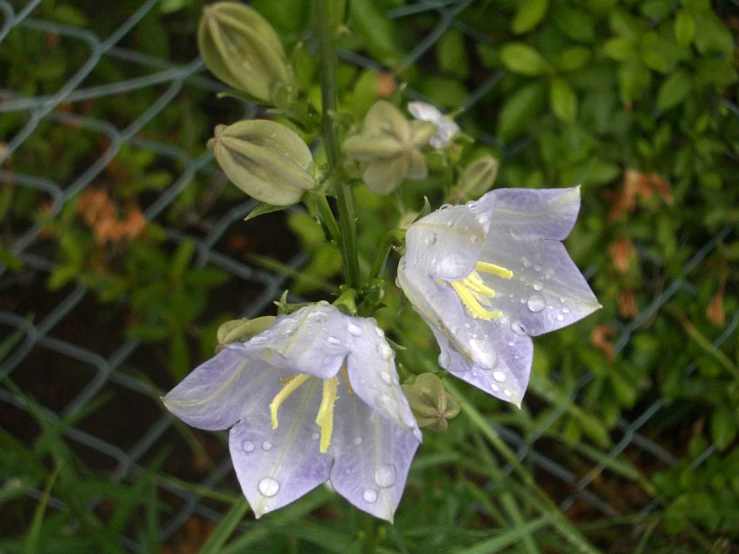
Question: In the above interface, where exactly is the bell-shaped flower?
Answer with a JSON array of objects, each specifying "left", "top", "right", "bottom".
[
  {"left": 407, "top": 101, "right": 460, "bottom": 149},
  {"left": 397, "top": 187, "right": 600, "bottom": 407},
  {"left": 163, "top": 302, "right": 421, "bottom": 522},
  {"left": 344, "top": 101, "right": 436, "bottom": 195}
]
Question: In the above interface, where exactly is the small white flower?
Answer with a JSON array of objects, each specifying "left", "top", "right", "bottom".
[{"left": 408, "top": 101, "right": 460, "bottom": 149}]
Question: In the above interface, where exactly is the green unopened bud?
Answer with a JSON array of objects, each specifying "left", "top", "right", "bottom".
[
  {"left": 208, "top": 120, "right": 316, "bottom": 206},
  {"left": 343, "top": 101, "right": 436, "bottom": 195},
  {"left": 401, "top": 373, "right": 460, "bottom": 433},
  {"left": 216, "top": 316, "right": 275, "bottom": 351},
  {"left": 448, "top": 155, "right": 499, "bottom": 203},
  {"left": 198, "top": 2, "right": 291, "bottom": 104}
]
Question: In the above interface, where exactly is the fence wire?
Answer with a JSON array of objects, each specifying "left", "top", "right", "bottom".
[{"left": 0, "top": 0, "right": 735, "bottom": 551}]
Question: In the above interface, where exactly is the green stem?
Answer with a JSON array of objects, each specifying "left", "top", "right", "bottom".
[
  {"left": 314, "top": 0, "right": 360, "bottom": 290},
  {"left": 368, "top": 229, "right": 406, "bottom": 283},
  {"left": 316, "top": 193, "right": 341, "bottom": 244}
]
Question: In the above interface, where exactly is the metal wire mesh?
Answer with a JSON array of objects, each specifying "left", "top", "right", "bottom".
[{"left": 0, "top": 0, "right": 735, "bottom": 550}]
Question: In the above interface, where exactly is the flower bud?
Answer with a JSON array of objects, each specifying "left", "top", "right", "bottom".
[
  {"left": 448, "top": 155, "right": 499, "bottom": 203},
  {"left": 216, "top": 316, "right": 275, "bottom": 351},
  {"left": 401, "top": 373, "right": 460, "bottom": 433},
  {"left": 208, "top": 119, "right": 317, "bottom": 206},
  {"left": 343, "top": 101, "right": 436, "bottom": 195},
  {"left": 198, "top": 2, "right": 291, "bottom": 104}
]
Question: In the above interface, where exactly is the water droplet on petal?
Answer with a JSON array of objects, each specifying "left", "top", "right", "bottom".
[
  {"left": 511, "top": 321, "right": 527, "bottom": 336},
  {"left": 534, "top": 264, "right": 541, "bottom": 272},
  {"left": 446, "top": 219, "right": 454, "bottom": 227},
  {"left": 363, "top": 489, "right": 378, "bottom": 503},
  {"left": 380, "top": 371, "right": 392, "bottom": 385},
  {"left": 262, "top": 440, "right": 272, "bottom": 451},
  {"left": 374, "top": 465, "right": 396, "bottom": 488},
  {"left": 533, "top": 283, "right": 543, "bottom": 291},
  {"left": 375, "top": 327, "right": 385, "bottom": 337},
  {"left": 503, "top": 389, "right": 512, "bottom": 397},
  {"left": 491, "top": 384, "right": 499, "bottom": 392},
  {"left": 508, "top": 341, "right": 514, "bottom": 347},
  {"left": 527, "top": 295, "right": 546, "bottom": 312},
  {"left": 556, "top": 314, "right": 565, "bottom": 322},
  {"left": 311, "top": 432, "right": 319, "bottom": 440},
  {"left": 471, "top": 235, "right": 479, "bottom": 244},
  {"left": 493, "top": 371, "right": 507, "bottom": 383},
  {"left": 353, "top": 437, "right": 363, "bottom": 446},
  {"left": 562, "top": 307, "right": 570, "bottom": 314},
  {"left": 347, "top": 323, "right": 362, "bottom": 336},
  {"left": 521, "top": 258, "right": 532, "bottom": 268},
  {"left": 377, "top": 343, "right": 393, "bottom": 360},
  {"left": 242, "top": 440, "right": 255, "bottom": 453},
  {"left": 327, "top": 336, "right": 340, "bottom": 345},
  {"left": 258, "top": 477, "right": 280, "bottom": 497},
  {"left": 425, "top": 232, "right": 437, "bottom": 245}
]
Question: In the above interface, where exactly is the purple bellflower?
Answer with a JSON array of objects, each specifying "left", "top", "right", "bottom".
[
  {"left": 163, "top": 302, "right": 420, "bottom": 522},
  {"left": 397, "top": 187, "right": 600, "bottom": 407}
]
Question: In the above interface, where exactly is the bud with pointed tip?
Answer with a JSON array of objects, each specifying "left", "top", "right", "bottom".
[
  {"left": 343, "top": 101, "right": 436, "bottom": 195},
  {"left": 208, "top": 120, "right": 317, "bottom": 206},
  {"left": 448, "top": 155, "right": 499, "bottom": 204},
  {"left": 216, "top": 316, "right": 275, "bottom": 352},
  {"left": 198, "top": 2, "right": 291, "bottom": 105},
  {"left": 401, "top": 373, "right": 460, "bottom": 433}
]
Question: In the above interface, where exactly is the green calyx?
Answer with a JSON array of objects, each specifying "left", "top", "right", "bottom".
[
  {"left": 401, "top": 373, "right": 461, "bottom": 433},
  {"left": 216, "top": 316, "right": 276, "bottom": 351}
]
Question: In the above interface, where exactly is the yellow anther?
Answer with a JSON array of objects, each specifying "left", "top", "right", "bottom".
[
  {"left": 476, "top": 261, "right": 514, "bottom": 280},
  {"left": 450, "top": 281, "right": 503, "bottom": 320},
  {"left": 316, "top": 377, "right": 338, "bottom": 453},
  {"left": 341, "top": 364, "right": 355, "bottom": 395},
  {"left": 269, "top": 374, "right": 310, "bottom": 429},
  {"left": 461, "top": 272, "right": 495, "bottom": 297}
]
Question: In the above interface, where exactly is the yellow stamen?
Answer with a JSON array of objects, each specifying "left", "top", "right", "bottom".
[
  {"left": 269, "top": 374, "right": 310, "bottom": 429},
  {"left": 461, "top": 272, "right": 495, "bottom": 297},
  {"left": 475, "top": 261, "right": 514, "bottom": 280},
  {"left": 316, "top": 377, "right": 338, "bottom": 453},
  {"left": 451, "top": 281, "right": 503, "bottom": 320},
  {"left": 341, "top": 364, "right": 355, "bottom": 395}
]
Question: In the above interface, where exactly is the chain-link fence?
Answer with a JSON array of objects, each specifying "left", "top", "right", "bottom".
[{"left": 1, "top": 0, "right": 736, "bottom": 550}]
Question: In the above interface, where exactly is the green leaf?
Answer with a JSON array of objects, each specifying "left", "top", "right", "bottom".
[
  {"left": 618, "top": 58, "right": 650, "bottom": 104},
  {"left": 244, "top": 201, "right": 288, "bottom": 222},
  {"left": 511, "top": 0, "right": 549, "bottom": 35},
  {"left": 656, "top": 69, "right": 692, "bottom": 111},
  {"left": 419, "top": 77, "right": 468, "bottom": 109},
  {"left": 695, "top": 59, "right": 738, "bottom": 90},
  {"left": 500, "top": 43, "right": 548, "bottom": 76},
  {"left": 693, "top": 10, "right": 734, "bottom": 55},
  {"left": 160, "top": 0, "right": 192, "bottom": 13},
  {"left": 556, "top": 47, "right": 591, "bottom": 72},
  {"left": 674, "top": 10, "right": 696, "bottom": 46},
  {"left": 199, "top": 499, "right": 251, "bottom": 554},
  {"left": 436, "top": 28, "right": 469, "bottom": 79},
  {"left": 552, "top": 6, "right": 595, "bottom": 42},
  {"left": 170, "top": 240, "right": 195, "bottom": 282},
  {"left": 639, "top": 32, "right": 670, "bottom": 73},
  {"left": 550, "top": 78, "right": 578, "bottom": 122},
  {"left": 350, "top": 0, "right": 401, "bottom": 66},
  {"left": 711, "top": 406, "right": 737, "bottom": 451},
  {"left": 603, "top": 37, "right": 635, "bottom": 61},
  {"left": 497, "top": 82, "right": 547, "bottom": 141}
]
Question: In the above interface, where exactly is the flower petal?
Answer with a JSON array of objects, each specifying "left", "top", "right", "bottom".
[
  {"left": 489, "top": 187, "right": 581, "bottom": 241},
  {"left": 329, "top": 379, "right": 420, "bottom": 522},
  {"left": 163, "top": 346, "right": 265, "bottom": 431},
  {"left": 229, "top": 377, "right": 333, "bottom": 518},
  {"left": 363, "top": 156, "right": 409, "bottom": 195},
  {"left": 344, "top": 318, "right": 421, "bottom": 441},
  {"left": 478, "top": 240, "right": 600, "bottom": 336},
  {"left": 404, "top": 204, "right": 489, "bottom": 281},
  {"left": 239, "top": 303, "right": 351, "bottom": 380}
]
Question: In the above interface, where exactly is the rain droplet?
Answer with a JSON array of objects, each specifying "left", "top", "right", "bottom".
[
  {"left": 347, "top": 323, "right": 362, "bottom": 336},
  {"left": 377, "top": 343, "right": 393, "bottom": 360},
  {"left": 327, "top": 336, "right": 340, "bottom": 345},
  {"left": 258, "top": 477, "right": 280, "bottom": 497},
  {"left": 242, "top": 440, "right": 255, "bottom": 453},
  {"left": 504, "top": 389, "right": 512, "bottom": 397},
  {"left": 311, "top": 432, "right": 319, "bottom": 440},
  {"left": 471, "top": 235, "right": 480, "bottom": 244},
  {"left": 310, "top": 311, "right": 328, "bottom": 324},
  {"left": 493, "top": 371, "right": 507, "bottom": 383},
  {"left": 533, "top": 283, "right": 543, "bottom": 291},
  {"left": 559, "top": 297, "right": 566, "bottom": 303},
  {"left": 508, "top": 341, "right": 514, "bottom": 347},
  {"left": 451, "top": 325, "right": 459, "bottom": 334},
  {"left": 446, "top": 220, "right": 454, "bottom": 228},
  {"left": 491, "top": 384, "right": 499, "bottom": 392},
  {"left": 511, "top": 321, "right": 527, "bottom": 336},
  {"left": 562, "top": 307, "right": 570, "bottom": 314},
  {"left": 262, "top": 441, "right": 272, "bottom": 451},
  {"left": 521, "top": 258, "right": 532, "bottom": 268},
  {"left": 353, "top": 437, "right": 363, "bottom": 446},
  {"left": 425, "top": 232, "right": 437, "bottom": 245},
  {"left": 374, "top": 465, "right": 396, "bottom": 488},
  {"left": 363, "top": 489, "right": 378, "bottom": 503},
  {"left": 440, "top": 204, "right": 452, "bottom": 210},
  {"left": 380, "top": 371, "right": 392, "bottom": 385},
  {"left": 556, "top": 314, "right": 565, "bottom": 322},
  {"left": 527, "top": 295, "right": 546, "bottom": 312},
  {"left": 534, "top": 264, "right": 541, "bottom": 272}
]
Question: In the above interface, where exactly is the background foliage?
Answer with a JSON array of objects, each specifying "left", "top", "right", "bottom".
[{"left": 0, "top": 0, "right": 737, "bottom": 552}]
